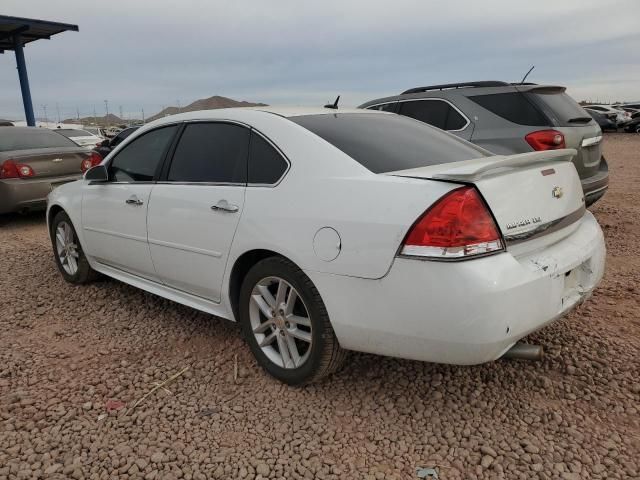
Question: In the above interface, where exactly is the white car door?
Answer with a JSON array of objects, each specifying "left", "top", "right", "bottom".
[
  {"left": 146, "top": 122, "right": 251, "bottom": 302},
  {"left": 81, "top": 125, "right": 179, "bottom": 280}
]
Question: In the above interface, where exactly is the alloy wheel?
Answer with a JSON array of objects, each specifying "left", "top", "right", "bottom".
[
  {"left": 55, "top": 221, "right": 80, "bottom": 276},
  {"left": 249, "top": 276, "right": 313, "bottom": 369}
]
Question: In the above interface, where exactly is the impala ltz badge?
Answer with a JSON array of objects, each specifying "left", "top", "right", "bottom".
[
  {"left": 552, "top": 186, "right": 563, "bottom": 199},
  {"left": 52, "top": 158, "right": 63, "bottom": 163}
]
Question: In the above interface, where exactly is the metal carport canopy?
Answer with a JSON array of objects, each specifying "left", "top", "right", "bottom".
[{"left": 0, "top": 15, "right": 78, "bottom": 126}]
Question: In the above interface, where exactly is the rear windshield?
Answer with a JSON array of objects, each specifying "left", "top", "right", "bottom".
[
  {"left": 526, "top": 90, "right": 594, "bottom": 126},
  {"left": 56, "top": 129, "right": 94, "bottom": 138},
  {"left": 289, "top": 113, "right": 488, "bottom": 174},
  {"left": 0, "top": 128, "right": 77, "bottom": 151}
]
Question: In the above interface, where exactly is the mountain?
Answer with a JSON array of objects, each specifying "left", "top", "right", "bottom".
[
  {"left": 62, "top": 113, "right": 124, "bottom": 126},
  {"left": 145, "top": 95, "right": 266, "bottom": 122}
]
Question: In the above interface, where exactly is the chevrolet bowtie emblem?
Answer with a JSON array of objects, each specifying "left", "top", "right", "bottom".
[
  {"left": 52, "top": 158, "right": 63, "bottom": 163},
  {"left": 552, "top": 186, "right": 563, "bottom": 199}
]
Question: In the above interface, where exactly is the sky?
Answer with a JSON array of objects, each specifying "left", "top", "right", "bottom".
[{"left": 1, "top": 0, "right": 639, "bottom": 121}]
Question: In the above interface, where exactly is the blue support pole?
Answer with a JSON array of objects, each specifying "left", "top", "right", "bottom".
[{"left": 13, "top": 35, "right": 36, "bottom": 127}]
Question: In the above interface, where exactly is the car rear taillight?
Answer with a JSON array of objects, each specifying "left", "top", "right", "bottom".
[
  {"left": 0, "top": 160, "right": 34, "bottom": 178},
  {"left": 81, "top": 152, "right": 103, "bottom": 172},
  {"left": 525, "top": 130, "right": 565, "bottom": 151},
  {"left": 400, "top": 186, "right": 504, "bottom": 259}
]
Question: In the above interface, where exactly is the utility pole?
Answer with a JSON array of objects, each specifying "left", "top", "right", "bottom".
[
  {"left": 142, "top": 107, "right": 145, "bottom": 124},
  {"left": 41, "top": 104, "right": 48, "bottom": 125},
  {"left": 55, "top": 102, "right": 61, "bottom": 124},
  {"left": 93, "top": 106, "right": 97, "bottom": 125},
  {"left": 104, "top": 100, "right": 109, "bottom": 119},
  {"left": 119, "top": 105, "right": 123, "bottom": 120},
  {"left": 76, "top": 107, "right": 80, "bottom": 121},
  {"left": 177, "top": 99, "right": 181, "bottom": 113}
]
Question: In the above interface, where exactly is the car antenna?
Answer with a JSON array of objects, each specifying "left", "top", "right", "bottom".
[
  {"left": 520, "top": 65, "right": 535, "bottom": 84},
  {"left": 324, "top": 95, "right": 340, "bottom": 109}
]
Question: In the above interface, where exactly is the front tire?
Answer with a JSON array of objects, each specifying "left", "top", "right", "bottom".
[
  {"left": 50, "top": 210, "right": 98, "bottom": 284},
  {"left": 238, "top": 257, "right": 346, "bottom": 385}
]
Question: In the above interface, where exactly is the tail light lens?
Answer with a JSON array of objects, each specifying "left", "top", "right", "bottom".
[
  {"left": 400, "top": 186, "right": 504, "bottom": 260},
  {"left": 0, "top": 160, "right": 34, "bottom": 178},
  {"left": 525, "top": 130, "right": 565, "bottom": 151},
  {"left": 81, "top": 151, "right": 103, "bottom": 172}
]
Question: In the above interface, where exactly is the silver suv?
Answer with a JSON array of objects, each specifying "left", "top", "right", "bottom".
[{"left": 360, "top": 81, "right": 608, "bottom": 206}]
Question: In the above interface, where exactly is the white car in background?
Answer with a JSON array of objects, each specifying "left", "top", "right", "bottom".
[
  {"left": 54, "top": 128, "right": 103, "bottom": 148},
  {"left": 46, "top": 108, "right": 605, "bottom": 384},
  {"left": 583, "top": 105, "right": 630, "bottom": 126}
]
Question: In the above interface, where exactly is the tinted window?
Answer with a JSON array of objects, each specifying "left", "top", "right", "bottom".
[
  {"left": 367, "top": 103, "right": 397, "bottom": 112},
  {"left": 109, "top": 125, "right": 177, "bottom": 182},
  {"left": 398, "top": 100, "right": 467, "bottom": 130},
  {"left": 0, "top": 127, "right": 77, "bottom": 151},
  {"left": 469, "top": 92, "right": 550, "bottom": 126},
  {"left": 290, "top": 113, "right": 488, "bottom": 174},
  {"left": 168, "top": 123, "right": 249, "bottom": 183},
  {"left": 248, "top": 133, "right": 288, "bottom": 184},
  {"left": 527, "top": 91, "right": 594, "bottom": 126}
]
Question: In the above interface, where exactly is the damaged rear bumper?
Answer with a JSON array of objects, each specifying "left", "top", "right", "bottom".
[{"left": 309, "top": 212, "right": 605, "bottom": 365}]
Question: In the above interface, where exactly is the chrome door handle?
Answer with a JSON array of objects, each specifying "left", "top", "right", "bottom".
[
  {"left": 125, "top": 195, "right": 143, "bottom": 206},
  {"left": 211, "top": 200, "right": 239, "bottom": 213}
]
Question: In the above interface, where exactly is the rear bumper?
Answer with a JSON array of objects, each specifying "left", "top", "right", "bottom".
[
  {"left": 582, "top": 157, "right": 609, "bottom": 206},
  {"left": 0, "top": 175, "right": 81, "bottom": 214},
  {"left": 309, "top": 212, "right": 605, "bottom": 365}
]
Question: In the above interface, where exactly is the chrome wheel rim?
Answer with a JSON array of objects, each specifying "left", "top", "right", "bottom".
[
  {"left": 249, "top": 276, "right": 312, "bottom": 369},
  {"left": 55, "top": 221, "right": 79, "bottom": 276}
]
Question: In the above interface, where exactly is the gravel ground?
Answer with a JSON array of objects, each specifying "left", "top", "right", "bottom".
[{"left": 1, "top": 134, "right": 639, "bottom": 480}]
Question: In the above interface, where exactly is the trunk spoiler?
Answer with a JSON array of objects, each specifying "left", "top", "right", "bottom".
[{"left": 428, "top": 149, "right": 577, "bottom": 182}]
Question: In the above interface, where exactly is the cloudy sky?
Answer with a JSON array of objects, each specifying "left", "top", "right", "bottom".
[{"left": 1, "top": 0, "right": 639, "bottom": 121}]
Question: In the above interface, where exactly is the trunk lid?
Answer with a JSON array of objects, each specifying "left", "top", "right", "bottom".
[
  {"left": 1, "top": 147, "right": 91, "bottom": 178},
  {"left": 388, "top": 149, "right": 585, "bottom": 254}
]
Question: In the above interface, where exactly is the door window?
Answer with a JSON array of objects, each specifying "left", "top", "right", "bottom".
[
  {"left": 398, "top": 99, "right": 467, "bottom": 130},
  {"left": 108, "top": 125, "right": 178, "bottom": 182},
  {"left": 248, "top": 132, "right": 288, "bottom": 184},
  {"left": 167, "top": 123, "right": 250, "bottom": 183}
]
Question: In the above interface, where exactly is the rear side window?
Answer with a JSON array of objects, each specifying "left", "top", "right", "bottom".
[
  {"left": 290, "top": 113, "right": 488, "bottom": 174},
  {"left": 248, "top": 133, "right": 288, "bottom": 184},
  {"left": 398, "top": 99, "right": 468, "bottom": 130},
  {"left": 469, "top": 92, "right": 550, "bottom": 126},
  {"left": 168, "top": 123, "right": 249, "bottom": 183},
  {"left": 367, "top": 103, "right": 397, "bottom": 112},
  {"left": 109, "top": 125, "right": 178, "bottom": 182},
  {"left": 0, "top": 128, "right": 77, "bottom": 151}
]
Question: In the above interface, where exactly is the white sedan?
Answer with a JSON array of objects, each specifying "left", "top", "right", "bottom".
[{"left": 47, "top": 107, "right": 605, "bottom": 384}]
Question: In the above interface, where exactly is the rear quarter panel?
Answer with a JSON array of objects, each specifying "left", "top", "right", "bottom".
[{"left": 220, "top": 110, "right": 459, "bottom": 280}]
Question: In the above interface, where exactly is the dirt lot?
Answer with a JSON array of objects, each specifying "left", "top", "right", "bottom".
[{"left": 1, "top": 134, "right": 639, "bottom": 480}]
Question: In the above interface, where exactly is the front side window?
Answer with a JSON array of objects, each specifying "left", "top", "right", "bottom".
[
  {"left": 167, "top": 123, "right": 250, "bottom": 183},
  {"left": 109, "top": 125, "right": 178, "bottom": 182},
  {"left": 398, "top": 99, "right": 467, "bottom": 130},
  {"left": 248, "top": 132, "right": 288, "bottom": 184}
]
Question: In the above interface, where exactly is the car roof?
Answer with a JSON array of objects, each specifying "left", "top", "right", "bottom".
[{"left": 145, "top": 107, "right": 379, "bottom": 129}]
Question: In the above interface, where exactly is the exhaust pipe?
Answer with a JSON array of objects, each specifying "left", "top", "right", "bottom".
[{"left": 502, "top": 343, "right": 544, "bottom": 361}]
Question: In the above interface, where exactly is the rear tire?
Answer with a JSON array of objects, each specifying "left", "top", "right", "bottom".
[
  {"left": 50, "top": 210, "right": 98, "bottom": 284},
  {"left": 238, "top": 256, "right": 347, "bottom": 385}
]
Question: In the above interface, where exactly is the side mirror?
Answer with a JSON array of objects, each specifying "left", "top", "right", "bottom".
[{"left": 85, "top": 165, "right": 108, "bottom": 182}]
